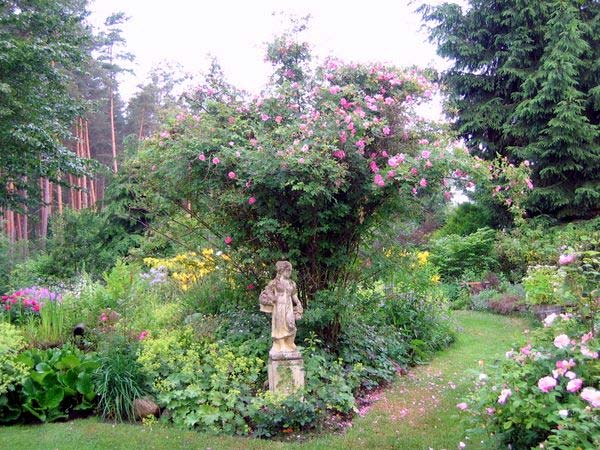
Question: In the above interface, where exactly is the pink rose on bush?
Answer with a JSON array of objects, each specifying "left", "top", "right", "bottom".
[
  {"left": 228, "top": 171, "right": 236, "bottom": 179},
  {"left": 212, "top": 157, "right": 220, "bottom": 165},
  {"left": 198, "top": 153, "right": 206, "bottom": 161},
  {"left": 456, "top": 402, "right": 468, "bottom": 410},
  {"left": 224, "top": 236, "right": 233, "bottom": 245},
  {"left": 498, "top": 388, "right": 512, "bottom": 404},
  {"left": 374, "top": 174, "right": 385, "bottom": 187},
  {"left": 580, "top": 387, "right": 600, "bottom": 408},
  {"left": 558, "top": 254, "right": 576, "bottom": 265},
  {"left": 421, "top": 150, "right": 431, "bottom": 159},
  {"left": 580, "top": 346, "right": 599, "bottom": 359},
  {"left": 553, "top": 334, "right": 571, "bottom": 349},
  {"left": 543, "top": 313, "right": 558, "bottom": 327},
  {"left": 248, "top": 196, "right": 256, "bottom": 205},
  {"left": 566, "top": 378, "right": 583, "bottom": 393},
  {"left": 538, "top": 376, "right": 557, "bottom": 393},
  {"left": 138, "top": 330, "right": 149, "bottom": 340}
]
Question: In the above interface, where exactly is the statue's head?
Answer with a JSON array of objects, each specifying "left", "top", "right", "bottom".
[{"left": 276, "top": 261, "right": 292, "bottom": 275}]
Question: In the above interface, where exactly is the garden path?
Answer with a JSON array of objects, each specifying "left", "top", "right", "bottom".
[{"left": 0, "top": 311, "right": 530, "bottom": 450}]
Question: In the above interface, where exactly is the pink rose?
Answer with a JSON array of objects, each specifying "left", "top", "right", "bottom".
[
  {"left": 554, "top": 334, "right": 571, "bottom": 349},
  {"left": 558, "top": 254, "right": 577, "bottom": 265},
  {"left": 580, "top": 346, "right": 599, "bottom": 359},
  {"left": 543, "top": 313, "right": 558, "bottom": 327},
  {"left": 498, "top": 388, "right": 512, "bottom": 404},
  {"left": 566, "top": 378, "right": 583, "bottom": 393},
  {"left": 228, "top": 171, "right": 236, "bottom": 179},
  {"left": 212, "top": 157, "right": 220, "bottom": 165},
  {"left": 538, "top": 376, "right": 557, "bottom": 393},
  {"left": 275, "top": 115, "right": 282, "bottom": 124},
  {"left": 456, "top": 402, "right": 468, "bottom": 410},
  {"left": 581, "top": 331, "right": 594, "bottom": 344},
  {"left": 138, "top": 330, "right": 149, "bottom": 341},
  {"left": 486, "top": 407, "right": 496, "bottom": 415},
  {"left": 248, "top": 197, "right": 256, "bottom": 205},
  {"left": 419, "top": 178, "right": 428, "bottom": 188},
  {"left": 580, "top": 387, "right": 600, "bottom": 408},
  {"left": 421, "top": 150, "right": 431, "bottom": 159},
  {"left": 224, "top": 236, "right": 233, "bottom": 245},
  {"left": 374, "top": 174, "right": 385, "bottom": 187},
  {"left": 198, "top": 153, "right": 206, "bottom": 161}
]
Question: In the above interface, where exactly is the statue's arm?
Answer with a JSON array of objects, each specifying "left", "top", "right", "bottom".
[{"left": 291, "top": 282, "right": 303, "bottom": 317}]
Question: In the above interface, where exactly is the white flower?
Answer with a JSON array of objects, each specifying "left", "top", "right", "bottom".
[
  {"left": 479, "top": 373, "right": 488, "bottom": 381},
  {"left": 543, "top": 313, "right": 558, "bottom": 327},
  {"left": 558, "top": 409, "right": 569, "bottom": 419}
]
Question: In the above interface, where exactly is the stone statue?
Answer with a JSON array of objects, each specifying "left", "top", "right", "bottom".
[
  {"left": 259, "top": 260, "right": 304, "bottom": 357},
  {"left": 259, "top": 261, "right": 305, "bottom": 394}
]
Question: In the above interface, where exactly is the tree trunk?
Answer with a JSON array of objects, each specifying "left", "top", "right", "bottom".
[{"left": 109, "top": 86, "right": 118, "bottom": 173}]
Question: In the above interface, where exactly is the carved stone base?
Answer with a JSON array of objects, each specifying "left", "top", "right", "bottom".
[{"left": 268, "top": 354, "right": 304, "bottom": 395}]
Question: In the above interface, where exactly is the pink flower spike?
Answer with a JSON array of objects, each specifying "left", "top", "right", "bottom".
[
  {"left": 538, "top": 376, "right": 557, "bottom": 393},
  {"left": 248, "top": 197, "right": 256, "bottom": 205},
  {"left": 228, "top": 171, "right": 236, "bottom": 179}
]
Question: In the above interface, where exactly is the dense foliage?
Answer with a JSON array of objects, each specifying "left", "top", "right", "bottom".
[
  {"left": 421, "top": 0, "right": 600, "bottom": 219},
  {"left": 0, "top": 0, "right": 94, "bottom": 210}
]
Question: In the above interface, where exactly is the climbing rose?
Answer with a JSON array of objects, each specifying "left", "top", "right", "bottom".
[
  {"left": 224, "top": 236, "right": 233, "bottom": 245},
  {"left": 374, "top": 174, "right": 385, "bottom": 187},
  {"left": 554, "top": 334, "right": 571, "bottom": 349},
  {"left": 580, "top": 387, "right": 600, "bottom": 408},
  {"left": 538, "top": 376, "right": 557, "bottom": 393},
  {"left": 567, "top": 378, "right": 583, "bottom": 393}
]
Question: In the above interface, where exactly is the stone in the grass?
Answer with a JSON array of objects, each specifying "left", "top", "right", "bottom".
[
  {"left": 133, "top": 397, "right": 159, "bottom": 419},
  {"left": 259, "top": 261, "right": 305, "bottom": 394}
]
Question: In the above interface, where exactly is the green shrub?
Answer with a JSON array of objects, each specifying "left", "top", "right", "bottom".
[
  {"left": 440, "top": 282, "right": 470, "bottom": 310},
  {"left": 436, "top": 203, "right": 493, "bottom": 237},
  {"left": 0, "top": 323, "right": 29, "bottom": 422},
  {"left": 429, "top": 227, "right": 498, "bottom": 281},
  {"left": 522, "top": 265, "right": 566, "bottom": 306}
]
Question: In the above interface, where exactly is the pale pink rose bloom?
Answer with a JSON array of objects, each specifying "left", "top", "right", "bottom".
[
  {"left": 227, "top": 171, "right": 236, "bottom": 179},
  {"left": 212, "top": 157, "right": 220, "bottom": 165},
  {"left": 418, "top": 139, "right": 429, "bottom": 145},
  {"left": 419, "top": 178, "right": 428, "bottom": 187},
  {"left": 458, "top": 442, "right": 466, "bottom": 449},
  {"left": 580, "top": 346, "right": 599, "bottom": 359},
  {"left": 558, "top": 254, "right": 577, "bottom": 265},
  {"left": 526, "top": 178, "right": 534, "bottom": 189},
  {"left": 198, "top": 153, "right": 206, "bottom": 161},
  {"left": 138, "top": 330, "right": 149, "bottom": 340},
  {"left": 425, "top": 160, "right": 433, "bottom": 168},
  {"left": 298, "top": 158, "right": 305, "bottom": 164},
  {"left": 498, "top": 388, "right": 512, "bottom": 404},
  {"left": 566, "top": 378, "right": 583, "bottom": 393},
  {"left": 410, "top": 167, "right": 418, "bottom": 176},
  {"left": 275, "top": 115, "right": 283, "bottom": 124},
  {"left": 260, "top": 113, "right": 269, "bottom": 121},
  {"left": 543, "top": 313, "right": 558, "bottom": 327},
  {"left": 374, "top": 174, "right": 385, "bottom": 187},
  {"left": 564, "top": 371, "right": 576, "bottom": 380},
  {"left": 581, "top": 331, "right": 594, "bottom": 344},
  {"left": 486, "top": 407, "right": 496, "bottom": 415},
  {"left": 370, "top": 161, "right": 380, "bottom": 173},
  {"left": 388, "top": 157, "right": 399, "bottom": 168},
  {"left": 554, "top": 334, "right": 571, "bottom": 349},
  {"left": 520, "top": 344, "right": 532, "bottom": 355},
  {"left": 580, "top": 387, "right": 600, "bottom": 408},
  {"left": 382, "top": 126, "right": 391, "bottom": 136},
  {"left": 329, "top": 85, "right": 341, "bottom": 95},
  {"left": 538, "top": 376, "right": 557, "bottom": 393},
  {"left": 556, "top": 359, "right": 576, "bottom": 370},
  {"left": 421, "top": 150, "right": 431, "bottom": 159},
  {"left": 248, "top": 197, "right": 256, "bottom": 205},
  {"left": 456, "top": 402, "right": 468, "bottom": 410}
]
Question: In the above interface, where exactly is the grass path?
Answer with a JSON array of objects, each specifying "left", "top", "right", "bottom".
[{"left": 0, "top": 311, "right": 531, "bottom": 450}]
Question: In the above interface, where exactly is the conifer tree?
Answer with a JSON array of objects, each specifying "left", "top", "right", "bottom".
[{"left": 421, "top": 0, "right": 599, "bottom": 219}]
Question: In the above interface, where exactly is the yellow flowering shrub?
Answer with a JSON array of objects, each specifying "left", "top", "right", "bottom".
[
  {"left": 144, "top": 249, "right": 225, "bottom": 290},
  {"left": 0, "top": 323, "right": 29, "bottom": 396},
  {"left": 417, "top": 251, "right": 430, "bottom": 266}
]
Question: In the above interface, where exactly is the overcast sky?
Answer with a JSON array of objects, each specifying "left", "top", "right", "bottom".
[{"left": 88, "top": 0, "right": 451, "bottom": 105}]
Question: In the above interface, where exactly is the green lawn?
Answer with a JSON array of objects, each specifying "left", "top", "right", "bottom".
[{"left": 0, "top": 311, "right": 531, "bottom": 450}]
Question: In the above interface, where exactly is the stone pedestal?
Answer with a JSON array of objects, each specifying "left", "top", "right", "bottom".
[{"left": 268, "top": 352, "right": 304, "bottom": 395}]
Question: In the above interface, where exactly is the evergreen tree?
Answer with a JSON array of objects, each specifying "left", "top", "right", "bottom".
[{"left": 421, "top": 0, "right": 600, "bottom": 219}]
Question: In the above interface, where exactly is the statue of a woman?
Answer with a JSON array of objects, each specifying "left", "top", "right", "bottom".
[{"left": 259, "top": 261, "right": 303, "bottom": 357}]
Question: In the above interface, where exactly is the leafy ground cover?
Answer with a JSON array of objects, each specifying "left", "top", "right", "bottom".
[{"left": 0, "top": 311, "right": 531, "bottom": 450}]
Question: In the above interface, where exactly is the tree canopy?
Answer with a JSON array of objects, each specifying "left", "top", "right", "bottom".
[
  {"left": 421, "top": 0, "right": 600, "bottom": 219},
  {"left": 0, "top": 0, "right": 94, "bottom": 211}
]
